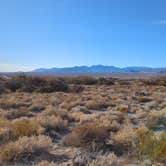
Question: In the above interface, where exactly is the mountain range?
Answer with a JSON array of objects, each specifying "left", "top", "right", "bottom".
[{"left": 32, "top": 65, "right": 166, "bottom": 75}]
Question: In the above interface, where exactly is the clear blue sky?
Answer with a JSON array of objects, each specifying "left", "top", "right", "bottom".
[{"left": 0, "top": 0, "right": 166, "bottom": 71}]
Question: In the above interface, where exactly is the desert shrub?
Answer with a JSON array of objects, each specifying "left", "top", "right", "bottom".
[
  {"left": 86, "top": 99, "right": 109, "bottom": 110},
  {"left": 37, "top": 79, "right": 69, "bottom": 93},
  {"left": 4, "top": 74, "right": 69, "bottom": 93},
  {"left": 140, "top": 77, "right": 166, "bottom": 86},
  {"left": 37, "top": 115, "right": 68, "bottom": 133},
  {"left": 11, "top": 118, "right": 41, "bottom": 137},
  {"left": 136, "top": 96, "right": 153, "bottom": 103},
  {"left": 116, "top": 105, "right": 129, "bottom": 113},
  {"left": 69, "top": 76, "right": 98, "bottom": 85},
  {"left": 0, "top": 84, "right": 6, "bottom": 93},
  {"left": 112, "top": 125, "right": 136, "bottom": 154},
  {"left": 63, "top": 131, "right": 81, "bottom": 147},
  {"left": 0, "top": 128, "right": 13, "bottom": 145},
  {"left": 63, "top": 121, "right": 109, "bottom": 150},
  {"left": 69, "top": 84, "right": 84, "bottom": 93},
  {"left": 5, "top": 79, "right": 22, "bottom": 92},
  {"left": 87, "top": 153, "right": 117, "bottom": 166},
  {"left": 98, "top": 77, "right": 115, "bottom": 85},
  {"left": 146, "top": 110, "right": 166, "bottom": 130},
  {"left": 0, "top": 116, "right": 9, "bottom": 127},
  {"left": 118, "top": 80, "right": 131, "bottom": 85},
  {"left": 33, "top": 160, "right": 56, "bottom": 166},
  {"left": 37, "top": 115, "right": 68, "bottom": 141},
  {"left": 136, "top": 126, "right": 166, "bottom": 163},
  {"left": 0, "top": 135, "right": 53, "bottom": 161}
]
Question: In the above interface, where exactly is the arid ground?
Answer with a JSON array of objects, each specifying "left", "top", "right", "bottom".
[{"left": 0, "top": 75, "right": 165, "bottom": 166}]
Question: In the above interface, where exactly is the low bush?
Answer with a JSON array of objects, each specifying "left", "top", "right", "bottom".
[
  {"left": 37, "top": 115, "right": 68, "bottom": 132},
  {"left": 0, "top": 84, "right": 6, "bottom": 93},
  {"left": 11, "top": 118, "right": 42, "bottom": 137},
  {"left": 0, "top": 128, "right": 13, "bottom": 145},
  {"left": 136, "top": 126, "right": 166, "bottom": 163},
  {"left": 87, "top": 153, "right": 117, "bottom": 166},
  {"left": 63, "top": 121, "right": 109, "bottom": 151},
  {"left": 33, "top": 160, "right": 56, "bottom": 166},
  {"left": 4, "top": 74, "right": 69, "bottom": 93},
  {"left": 146, "top": 109, "right": 166, "bottom": 130},
  {"left": 112, "top": 125, "right": 136, "bottom": 154},
  {"left": 0, "top": 135, "right": 53, "bottom": 161},
  {"left": 140, "top": 77, "right": 166, "bottom": 86},
  {"left": 69, "top": 76, "right": 98, "bottom": 85},
  {"left": 85, "top": 99, "right": 109, "bottom": 110},
  {"left": 5, "top": 79, "right": 22, "bottom": 92}
]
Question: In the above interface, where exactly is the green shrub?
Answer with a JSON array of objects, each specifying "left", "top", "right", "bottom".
[{"left": 136, "top": 127, "right": 166, "bottom": 163}]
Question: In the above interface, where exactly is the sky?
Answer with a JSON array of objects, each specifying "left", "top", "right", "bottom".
[{"left": 0, "top": 0, "right": 166, "bottom": 72}]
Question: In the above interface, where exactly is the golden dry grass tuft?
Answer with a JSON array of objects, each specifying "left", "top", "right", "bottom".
[
  {"left": 0, "top": 135, "right": 53, "bottom": 161},
  {"left": 37, "top": 115, "right": 68, "bottom": 132},
  {"left": 11, "top": 118, "right": 43, "bottom": 137},
  {"left": 33, "top": 160, "right": 56, "bottom": 166},
  {"left": 87, "top": 153, "right": 117, "bottom": 166},
  {"left": 63, "top": 121, "right": 109, "bottom": 150},
  {"left": 112, "top": 125, "right": 136, "bottom": 154}
]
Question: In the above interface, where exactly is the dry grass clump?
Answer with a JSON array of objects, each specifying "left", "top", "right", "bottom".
[
  {"left": 11, "top": 118, "right": 43, "bottom": 137},
  {"left": 44, "top": 107, "right": 71, "bottom": 121},
  {"left": 0, "top": 117, "right": 14, "bottom": 144},
  {"left": 0, "top": 135, "right": 53, "bottom": 161},
  {"left": 85, "top": 98, "right": 109, "bottom": 110},
  {"left": 0, "top": 127, "right": 13, "bottom": 145},
  {"left": 37, "top": 115, "right": 68, "bottom": 132},
  {"left": 136, "top": 96, "right": 153, "bottom": 103},
  {"left": 63, "top": 121, "right": 109, "bottom": 150},
  {"left": 0, "top": 116, "right": 9, "bottom": 127},
  {"left": 33, "top": 160, "right": 56, "bottom": 166},
  {"left": 146, "top": 109, "right": 166, "bottom": 130},
  {"left": 96, "top": 115, "right": 121, "bottom": 132},
  {"left": 136, "top": 126, "right": 166, "bottom": 163},
  {"left": 87, "top": 153, "right": 117, "bottom": 166},
  {"left": 112, "top": 125, "right": 136, "bottom": 154},
  {"left": 116, "top": 105, "right": 129, "bottom": 113}
]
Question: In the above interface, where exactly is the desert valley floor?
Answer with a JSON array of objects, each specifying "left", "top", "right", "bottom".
[{"left": 0, "top": 76, "right": 165, "bottom": 166}]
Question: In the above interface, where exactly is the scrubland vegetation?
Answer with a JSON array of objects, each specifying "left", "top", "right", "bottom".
[{"left": 0, "top": 74, "right": 166, "bottom": 165}]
